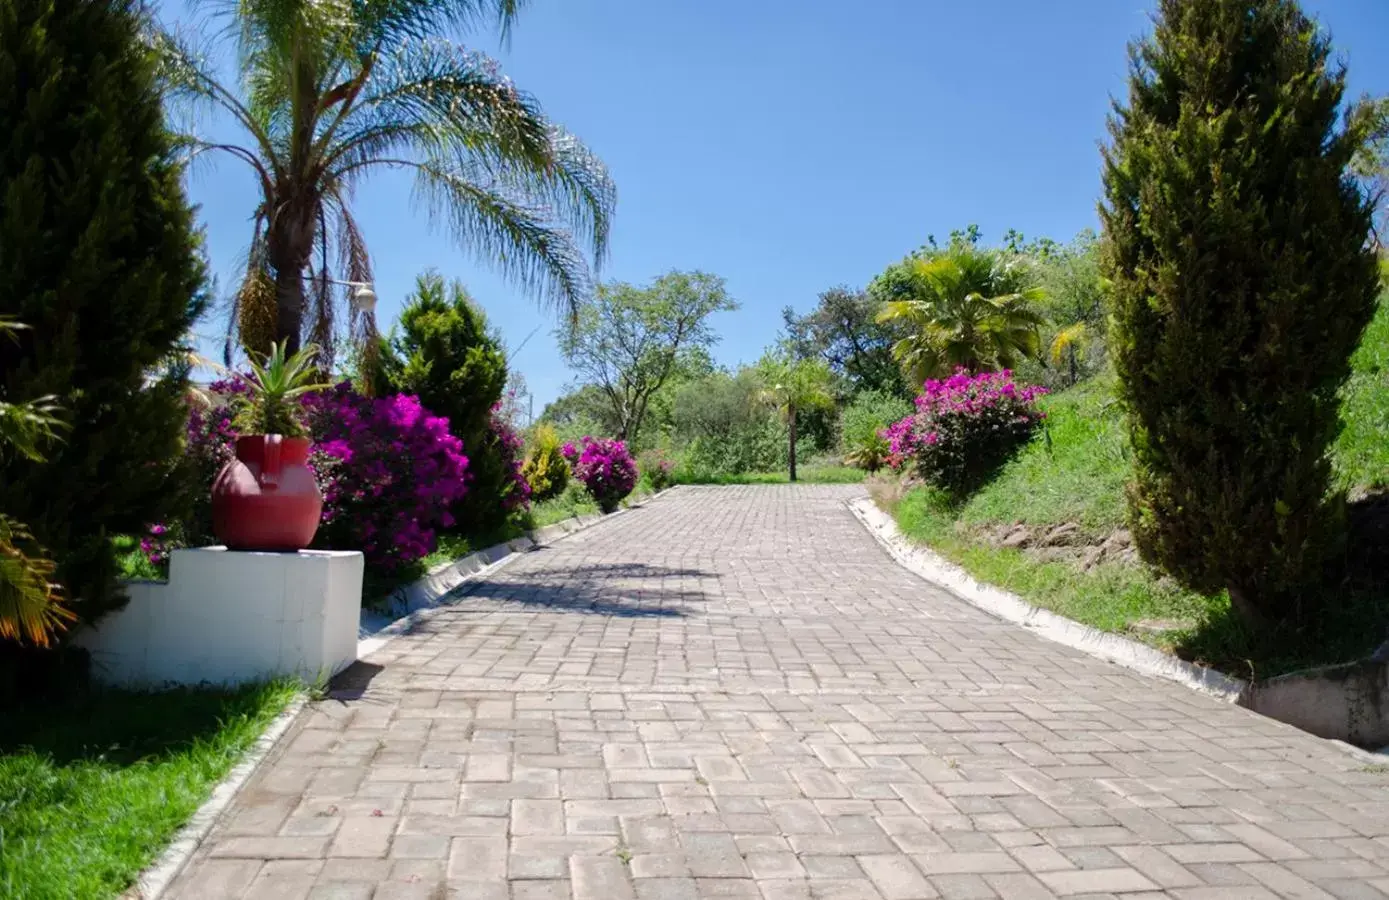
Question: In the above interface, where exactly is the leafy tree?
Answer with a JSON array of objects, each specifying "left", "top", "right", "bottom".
[
  {"left": 1101, "top": 0, "right": 1380, "bottom": 628},
  {"left": 756, "top": 352, "right": 834, "bottom": 482},
  {"left": 385, "top": 273, "right": 517, "bottom": 531},
  {"left": 1033, "top": 230, "right": 1109, "bottom": 387},
  {"left": 783, "top": 287, "right": 904, "bottom": 397},
  {"left": 538, "top": 384, "right": 622, "bottom": 442},
  {"left": 156, "top": 0, "right": 615, "bottom": 365},
  {"left": 0, "top": 0, "right": 208, "bottom": 626},
  {"left": 559, "top": 271, "right": 737, "bottom": 444},
  {"left": 670, "top": 369, "right": 786, "bottom": 476},
  {"left": 872, "top": 246, "right": 1044, "bottom": 384}
]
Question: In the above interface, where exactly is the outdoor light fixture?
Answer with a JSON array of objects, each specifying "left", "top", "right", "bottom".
[
  {"left": 307, "top": 274, "right": 378, "bottom": 316},
  {"left": 350, "top": 283, "right": 377, "bottom": 316}
]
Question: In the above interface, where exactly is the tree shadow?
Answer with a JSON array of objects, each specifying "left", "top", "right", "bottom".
[
  {"left": 430, "top": 559, "right": 715, "bottom": 622},
  {"left": 0, "top": 676, "right": 289, "bottom": 767},
  {"left": 1173, "top": 491, "right": 1389, "bottom": 679}
]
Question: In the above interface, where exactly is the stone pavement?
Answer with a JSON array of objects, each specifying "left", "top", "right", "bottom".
[{"left": 169, "top": 485, "right": 1389, "bottom": 899}]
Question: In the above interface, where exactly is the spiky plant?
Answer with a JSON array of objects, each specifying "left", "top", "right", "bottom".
[
  {"left": 153, "top": 0, "right": 616, "bottom": 367},
  {"left": 236, "top": 342, "right": 330, "bottom": 438},
  {"left": 873, "top": 247, "right": 1045, "bottom": 384},
  {"left": 0, "top": 319, "right": 71, "bottom": 647}
]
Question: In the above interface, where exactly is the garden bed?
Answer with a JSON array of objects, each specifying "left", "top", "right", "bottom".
[
  {"left": 0, "top": 680, "right": 298, "bottom": 899},
  {"left": 870, "top": 314, "right": 1389, "bottom": 680}
]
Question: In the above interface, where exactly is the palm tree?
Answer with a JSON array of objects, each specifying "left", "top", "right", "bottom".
[
  {"left": 0, "top": 319, "right": 72, "bottom": 647},
  {"left": 757, "top": 352, "right": 834, "bottom": 483},
  {"left": 154, "top": 0, "right": 615, "bottom": 366},
  {"left": 874, "top": 247, "right": 1045, "bottom": 384}
]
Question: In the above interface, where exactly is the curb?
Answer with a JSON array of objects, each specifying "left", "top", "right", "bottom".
[
  {"left": 136, "top": 694, "right": 307, "bottom": 899},
  {"left": 357, "top": 487, "right": 676, "bottom": 657},
  {"left": 848, "top": 496, "right": 1248, "bottom": 702},
  {"left": 135, "top": 488, "right": 675, "bottom": 898}
]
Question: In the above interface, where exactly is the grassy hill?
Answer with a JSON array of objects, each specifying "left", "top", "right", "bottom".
[{"left": 885, "top": 297, "right": 1389, "bottom": 679}]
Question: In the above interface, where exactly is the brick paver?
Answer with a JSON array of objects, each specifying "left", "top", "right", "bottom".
[{"left": 168, "top": 485, "right": 1389, "bottom": 899}]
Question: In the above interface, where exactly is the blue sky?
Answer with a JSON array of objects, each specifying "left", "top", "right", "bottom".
[{"left": 169, "top": 0, "right": 1389, "bottom": 416}]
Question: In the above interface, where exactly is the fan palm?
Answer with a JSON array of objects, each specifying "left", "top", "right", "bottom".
[
  {"left": 154, "top": 0, "right": 615, "bottom": 366},
  {"left": 0, "top": 319, "right": 72, "bottom": 647},
  {"left": 756, "top": 352, "right": 834, "bottom": 483},
  {"left": 875, "top": 248, "right": 1045, "bottom": 384}
]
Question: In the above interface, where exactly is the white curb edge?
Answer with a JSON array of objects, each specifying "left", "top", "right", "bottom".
[
  {"left": 357, "top": 486, "right": 677, "bottom": 657},
  {"left": 135, "top": 488, "right": 675, "bottom": 898},
  {"left": 137, "top": 694, "right": 307, "bottom": 899},
  {"left": 848, "top": 496, "right": 1249, "bottom": 702}
]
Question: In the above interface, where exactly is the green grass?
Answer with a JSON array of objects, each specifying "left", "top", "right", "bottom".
[
  {"left": 0, "top": 680, "right": 299, "bottom": 899},
  {"left": 957, "top": 376, "right": 1128, "bottom": 535},
  {"left": 895, "top": 486, "right": 1222, "bottom": 635},
  {"left": 112, "top": 534, "right": 163, "bottom": 581},
  {"left": 1335, "top": 299, "right": 1389, "bottom": 491},
  {"left": 882, "top": 297, "right": 1389, "bottom": 679}
]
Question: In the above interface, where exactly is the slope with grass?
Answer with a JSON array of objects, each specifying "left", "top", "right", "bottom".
[
  {"left": 883, "top": 297, "right": 1389, "bottom": 678},
  {"left": 0, "top": 680, "right": 298, "bottom": 899}
]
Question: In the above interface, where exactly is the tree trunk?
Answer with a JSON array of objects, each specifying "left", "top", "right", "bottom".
[
  {"left": 1227, "top": 585, "right": 1268, "bottom": 631},
  {"left": 788, "top": 400, "right": 798, "bottom": 483},
  {"left": 264, "top": 196, "right": 318, "bottom": 356}
]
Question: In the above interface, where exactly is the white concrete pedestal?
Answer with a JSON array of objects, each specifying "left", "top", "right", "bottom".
[{"left": 78, "top": 547, "right": 363, "bottom": 688}]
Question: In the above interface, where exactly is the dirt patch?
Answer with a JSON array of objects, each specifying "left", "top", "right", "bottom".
[{"left": 976, "top": 521, "right": 1139, "bottom": 570}]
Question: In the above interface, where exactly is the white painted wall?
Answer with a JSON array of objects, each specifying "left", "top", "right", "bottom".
[{"left": 77, "top": 547, "right": 363, "bottom": 688}]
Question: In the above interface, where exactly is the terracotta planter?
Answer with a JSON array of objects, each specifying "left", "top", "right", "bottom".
[{"left": 212, "top": 435, "right": 323, "bottom": 551}]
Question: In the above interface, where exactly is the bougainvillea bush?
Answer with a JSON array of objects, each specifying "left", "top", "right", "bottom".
[
  {"left": 883, "top": 369, "right": 1047, "bottom": 495},
  {"left": 563, "top": 437, "right": 638, "bottom": 513},
  {"left": 303, "top": 384, "right": 469, "bottom": 572}
]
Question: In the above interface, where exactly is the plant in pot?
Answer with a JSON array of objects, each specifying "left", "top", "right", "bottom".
[{"left": 211, "top": 342, "right": 330, "bottom": 551}]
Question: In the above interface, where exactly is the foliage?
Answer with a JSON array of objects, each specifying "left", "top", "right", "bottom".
[
  {"left": 0, "top": 680, "right": 297, "bottom": 898},
  {"left": 1334, "top": 295, "right": 1389, "bottom": 491},
  {"left": 558, "top": 271, "right": 737, "bottom": 443},
  {"left": 670, "top": 369, "right": 786, "bottom": 476},
  {"left": 0, "top": 319, "right": 71, "bottom": 647},
  {"left": 884, "top": 369, "right": 1047, "bottom": 495},
  {"left": 839, "top": 390, "right": 913, "bottom": 472},
  {"left": 562, "top": 437, "right": 637, "bottom": 513},
  {"left": 1030, "top": 230, "right": 1110, "bottom": 388},
  {"left": 956, "top": 376, "right": 1129, "bottom": 533},
  {"left": 637, "top": 448, "right": 675, "bottom": 492},
  {"left": 155, "top": 0, "right": 614, "bottom": 365},
  {"left": 756, "top": 351, "right": 835, "bottom": 482},
  {"left": 303, "top": 384, "right": 470, "bottom": 572},
  {"left": 231, "top": 341, "right": 328, "bottom": 438},
  {"left": 385, "top": 274, "right": 524, "bottom": 531},
  {"left": 783, "top": 287, "right": 905, "bottom": 397},
  {"left": 0, "top": 0, "right": 208, "bottom": 628},
  {"left": 872, "top": 244, "right": 1044, "bottom": 384},
  {"left": 522, "top": 423, "right": 570, "bottom": 503},
  {"left": 1100, "top": 0, "right": 1381, "bottom": 627},
  {"left": 890, "top": 485, "right": 1223, "bottom": 649},
  {"left": 538, "top": 384, "right": 622, "bottom": 445}
]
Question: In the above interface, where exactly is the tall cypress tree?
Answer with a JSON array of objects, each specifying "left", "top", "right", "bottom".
[
  {"left": 0, "top": 0, "right": 207, "bottom": 626},
  {"left": 1100, "top": 0, "right": 1379, "bottom": 627},
  {"left": 385, "top": 273, "right": 518, "bottom": 533}
]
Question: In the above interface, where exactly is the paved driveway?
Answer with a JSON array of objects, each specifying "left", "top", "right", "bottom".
[{"left": 170, "top": 485, "right": 1389, "bottom": 899}]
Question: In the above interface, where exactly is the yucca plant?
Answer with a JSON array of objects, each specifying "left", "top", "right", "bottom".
[
  {"left": 235, "top": 342, "right": 330, "bottom": 438},
  {"left": 756, "top": 351, "right": 835, "bottom": 482},
  {"left": 0, "top": 319, "right": 72, "bottom": 646}
]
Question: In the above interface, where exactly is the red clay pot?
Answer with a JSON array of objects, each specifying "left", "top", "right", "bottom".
[{"left": 211, "top": 435, "right": 323, "bottom": 551}]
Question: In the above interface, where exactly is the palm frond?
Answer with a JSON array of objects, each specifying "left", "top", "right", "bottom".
[{"left": 0, "top": 516, "right": 74, "bottom": 647}]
